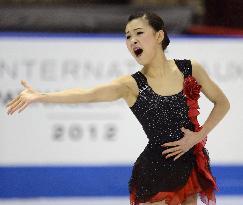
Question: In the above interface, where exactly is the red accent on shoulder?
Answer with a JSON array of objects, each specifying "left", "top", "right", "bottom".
[{"left": 183, "top": 75, "right": 202, "bottom": 100}]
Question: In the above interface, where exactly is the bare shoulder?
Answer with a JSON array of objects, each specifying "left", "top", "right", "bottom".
[
  {"left": 191, "top": 59, "right": 210, "bottom": 85},
  {"left": 111, "top": 73, "right": 139, "bottom": 107},
  {"left": 190, "top": 59, "right": 229, "bottom": 104},
  {"left": 112, "top": 74, "right": 133, "bottom": 85}
]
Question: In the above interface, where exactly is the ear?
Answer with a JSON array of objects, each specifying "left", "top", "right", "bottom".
[{"left": 156, "top": 30, "right": 164, "bottom": 44}]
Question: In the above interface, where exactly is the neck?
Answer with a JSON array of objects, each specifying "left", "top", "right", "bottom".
[{"left": 143, "top": 49, "right": 170, "bottom": 79}]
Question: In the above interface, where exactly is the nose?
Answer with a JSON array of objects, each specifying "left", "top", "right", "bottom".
[{"left": 130, "top": 37, "right": 138, "bottom": 44}]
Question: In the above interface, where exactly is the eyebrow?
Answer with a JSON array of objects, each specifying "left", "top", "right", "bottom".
[{"left": 125, "top": 28, "right": 143, "bottom": 34}]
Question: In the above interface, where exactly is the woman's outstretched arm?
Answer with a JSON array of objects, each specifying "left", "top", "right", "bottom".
[{"left": 6, "top": 75, "right": 130, "bottom": 115}]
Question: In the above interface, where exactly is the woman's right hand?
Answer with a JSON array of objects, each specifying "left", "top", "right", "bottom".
[{"left": 6, "top": 80, "right": 42, "bottom": 115}]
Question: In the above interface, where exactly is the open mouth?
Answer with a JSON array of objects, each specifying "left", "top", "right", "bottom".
[{"left": 133, "top": 47, "right": 143, "bottom": 57}]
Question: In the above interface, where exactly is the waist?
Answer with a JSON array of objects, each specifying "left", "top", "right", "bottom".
[{"left": 147, "top": 132, "right": 184, "bottom": 143}]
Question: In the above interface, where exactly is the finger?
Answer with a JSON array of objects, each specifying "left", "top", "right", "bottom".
[
  {"left": 162, "top": 146, "right": 181, "bottom": 155},
  {"left": 7, "top": 99, "right": 21, "bottom": 115},
  {"left": 18, "top": 102, "right": 29, "bottom": 113},
  {"left": 174, "top": 152, "right": 184, "bottom": 161},
  {"left": 162, "top": 141, "right": 180, "bottom": 147},
  {"left": 181, "top": 127, "right": 187, "bottom": 133},
  {"left": 21, "top": 80, "right": 32, "bottom": 90},
  {"left": 165, "top": 150, "right": 183, "bottom": 159},
  {"left": 181, "top": 127, "right": 190, "bottom": 134},
  {"left": 9, "top": 100, "right": 24, "bottom": 115},
  {"left": 6, "top": 96, "right": 20, "bottom": 107},
  {"left": 9, "top": 100, "right": 25, "bottom": 115},
  {"left": 8, "top": 98, "right": 23, "bottom": 114}
]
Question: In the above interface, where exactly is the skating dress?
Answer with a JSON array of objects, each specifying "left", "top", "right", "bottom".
[{"left": 128, "top": 59, "right": 217, "bottom": 205}]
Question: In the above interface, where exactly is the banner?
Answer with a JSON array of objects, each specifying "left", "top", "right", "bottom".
[{"left": 0, "top": 34, "right": 242, "bottom": 165}]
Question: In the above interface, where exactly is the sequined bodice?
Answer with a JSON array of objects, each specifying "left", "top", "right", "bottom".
[
  {"left": 129, "top": 59, "right": 195, "bottom": 148},
  {"left": 128, "top": 59, "right": 216, "bottom": 204}
]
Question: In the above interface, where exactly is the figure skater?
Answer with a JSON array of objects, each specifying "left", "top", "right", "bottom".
[{"left": 6, "top": 12, "right": 230, "bottom": 205}]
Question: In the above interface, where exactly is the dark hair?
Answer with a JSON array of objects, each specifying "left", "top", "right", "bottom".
[{"left": 127, "top": 12, "right": 170, "bottom": 51}]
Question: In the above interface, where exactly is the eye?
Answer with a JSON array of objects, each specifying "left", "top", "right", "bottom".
[
  {"left": 137, "top": 31, "right": 144, "bottom": 35},
  {"left": 126, "top": 35, "right": 131, "bottom": 40}
]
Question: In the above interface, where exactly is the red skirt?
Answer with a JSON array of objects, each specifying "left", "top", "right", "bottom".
[{"left": 130, "top": 167, "right": 216, "bottom": 205}]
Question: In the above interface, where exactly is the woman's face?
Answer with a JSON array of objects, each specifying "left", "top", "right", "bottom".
[{"left": 125, "top": 17, "right": 163, "bottom": 66}]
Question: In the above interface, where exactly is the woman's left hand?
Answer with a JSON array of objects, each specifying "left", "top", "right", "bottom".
[{"left": 161, "top": 127, "right": 202, "bottom": 161}]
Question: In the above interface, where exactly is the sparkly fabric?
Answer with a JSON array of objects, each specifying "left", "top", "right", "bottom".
[{"left": 128, "top": 59, "right": 217, "bottom": 205}]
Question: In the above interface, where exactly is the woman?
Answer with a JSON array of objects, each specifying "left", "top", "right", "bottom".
[{"left": 6, "top": 12, "right": 230, "bottom": 205}]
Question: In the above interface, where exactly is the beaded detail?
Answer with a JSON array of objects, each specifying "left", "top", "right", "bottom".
[{"left": 128, "top": 59, "right": 217, "bottom": 205}]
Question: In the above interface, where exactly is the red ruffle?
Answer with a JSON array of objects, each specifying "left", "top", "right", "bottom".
[
  {"left": 184, "top": 75, "right": 218, "bottom": 204},
  {"left": 130, "top": 167, "right": 216, "bottom": 205}
]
